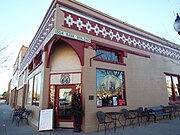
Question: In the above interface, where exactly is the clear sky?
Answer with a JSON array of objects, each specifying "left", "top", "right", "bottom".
[{"left": 0, "top": 0, "right": 180, "bottom": 94}]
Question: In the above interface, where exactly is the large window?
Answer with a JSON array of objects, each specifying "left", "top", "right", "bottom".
[
  {"left": 96, "top": 46, "right": 124, "bottom": 64},
  {"left": 165, "top": 74, "right": 180, "bottom": 102},
  {"left": 96, "top": 69, "right": 126, "bottom": 107},
  {"left": 26, "top": 72, "right": 42, "bottom": 106},
  {"left": 26, "top": 77, "right": 33, "bottom": 105},
  {"left": 32, "top": 72, "right": 41, "bottom": 106}
]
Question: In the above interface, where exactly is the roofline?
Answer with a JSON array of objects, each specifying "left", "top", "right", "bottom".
[
  {"left": 27, "top": 0, "right": 56, "bottom": 50},
  {"left": 68, "top": 0, "right": 180, "bottom": 49}
]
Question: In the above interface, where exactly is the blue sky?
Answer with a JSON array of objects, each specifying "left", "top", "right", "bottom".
[{"left": 0, "top": 0, "right": 180, "bottom": 94}]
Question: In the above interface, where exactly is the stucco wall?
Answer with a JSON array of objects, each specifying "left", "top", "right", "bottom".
[
  {"left": 81, "top": 45, "right": 180, "bottom": 132},
  {"left": 50, "top": 41, "right": 81, "bottom": 73}
]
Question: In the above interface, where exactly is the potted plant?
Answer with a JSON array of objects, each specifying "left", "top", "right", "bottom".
[{"left": 71, "top": 92, "right": 83, "bottom": 132}]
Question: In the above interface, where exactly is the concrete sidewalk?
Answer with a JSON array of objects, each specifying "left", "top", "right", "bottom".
[{"left": 0, "top": 102, "right": 180, "bottom": 135}]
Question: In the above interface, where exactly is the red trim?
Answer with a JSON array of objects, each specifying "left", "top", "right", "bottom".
[
  {"left": 50, "top": 72, "right": 82, "bottom": 75},
  {"left": 164, "top": 72, "right": 180, "bottom": 77},
  {"left": 60, "top": 37, "right": 85, "bottom": 66},
  {"left": 94, "top": 58, "right": 126, "bottom": 66},
  {"left": 20, "top": 9, "right": 55, "bottom": 71},
  {"left": 45, "top": 36, "right": 85, "bottom": 67},
  {"left": 84, "top": 42, "right": 96, "bottom": 50},
  {"left": 165, "top": 73, "right": 180, "bottom": 102},
  {"left": 96, "top": 68, "right": 127, "bottom": 108},
  {"left": 34, "top": 1, "right": 56, "bottom": 43},
  {"left": 61, "top": 8, "right": 179, "bottom": 61},
  {"left": 169, "top": 100, "right": 180, "bottom": 105},
  {"left": 45, "top": 37, "right": 59, "bottom": 68}
]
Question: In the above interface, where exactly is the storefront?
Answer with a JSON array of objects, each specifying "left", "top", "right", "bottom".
[{"left": 9, "top": 0, "right": 180, "bottom": 133}]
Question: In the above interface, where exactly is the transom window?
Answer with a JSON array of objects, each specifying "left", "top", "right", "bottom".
[{"left": 96, "top": 46, "right": 124, "bottom": 63}]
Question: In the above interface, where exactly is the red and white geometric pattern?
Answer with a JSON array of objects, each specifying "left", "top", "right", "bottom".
[
  {"left": 62, "top": 9, "right": 180, "bottom": 61},
  {"left": 20, "top": 9, "right": 55, "bottom": 71}
]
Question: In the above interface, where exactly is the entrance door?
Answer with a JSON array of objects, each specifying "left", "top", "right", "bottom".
[{"left": 55, "top": 85, "right": 75, "bottom": 128}]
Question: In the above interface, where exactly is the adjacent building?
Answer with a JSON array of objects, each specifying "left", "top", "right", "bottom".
[{"left": 8, "top": 0, "right": 180, "bottom": 133}]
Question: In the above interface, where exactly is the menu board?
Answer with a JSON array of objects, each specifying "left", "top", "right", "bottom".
[{"left": 38, "top": 109, "right": 53, "bottom": 131}]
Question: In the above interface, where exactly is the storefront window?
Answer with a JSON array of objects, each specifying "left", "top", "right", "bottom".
[
  {"left": 32, "top": 72, "right": 41, "bottom": 106},
  {"left": 173, "top": 76, "right": 180, "bottom": 100},
  {"left": 165, "top": 76, "right": 173, "bottom": 100},
  {"left": 165, "top": 75, "right": 180, "bottom": 101},
  {"left": 26, "top": 77, "right": 33, "bottom": 104},
  {"left": 96, "top": 68, "right": 126, "bottom": 107}
]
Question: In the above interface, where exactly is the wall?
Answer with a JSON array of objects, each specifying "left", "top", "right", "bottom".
[
  {"left": 81, "top": 44, "right": 180, "bottom": 132},
  {"left": 50, "top": 41, "right": 81, "bottom": 73}
]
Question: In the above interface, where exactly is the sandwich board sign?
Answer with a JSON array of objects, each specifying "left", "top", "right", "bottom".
[{"left": 38, "top": 109, "right": 53, "bottom": 131}]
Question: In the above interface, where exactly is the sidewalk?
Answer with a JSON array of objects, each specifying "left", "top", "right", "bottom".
[{"left": 0, "top": 102, "right": 180, "bottom": 135}]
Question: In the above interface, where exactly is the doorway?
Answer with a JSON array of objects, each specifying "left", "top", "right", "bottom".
[{"left": 55, "top": 85, "right": 76, "bottom": 128}]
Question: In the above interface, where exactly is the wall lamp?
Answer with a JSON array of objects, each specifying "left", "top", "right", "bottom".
[{"left": 174, "top": 13, "right": 180, "bottom": 35}]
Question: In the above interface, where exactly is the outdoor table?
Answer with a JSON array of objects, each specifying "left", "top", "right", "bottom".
[
  {"left": 129, "top": 109, "right": 140, "bottom": 125},
  {"left": 106, "top": 112, "right": 122, "bottom": 132}
]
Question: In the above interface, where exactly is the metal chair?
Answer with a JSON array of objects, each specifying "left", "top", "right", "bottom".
[
  {"left": 96, "top": 111, "right": 113, "bottom": 135},
  {"left": 121, "top": 108, "right": 136, "bottom": 128},
  {"left": 12, "top": 106, "right": 25, "bottom": 123},
  {"left": 16, "top": 109, "right": 32, "bottom": 126}
]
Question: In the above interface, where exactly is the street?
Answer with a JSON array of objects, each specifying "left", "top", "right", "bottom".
[{"left": 0, "top": 102, "right": 180, "bottom": 135}]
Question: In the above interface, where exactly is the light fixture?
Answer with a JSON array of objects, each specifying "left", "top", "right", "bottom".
[{"left": 173, "top": 13, "right": 180, "bottom": 34}]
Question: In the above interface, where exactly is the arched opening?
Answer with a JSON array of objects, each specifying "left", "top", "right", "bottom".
[
  {"left": 48, "top": 39, "right": 82, "bottom": 128},
  {"left": 49, "top": 40, "right": 81, "bottom": 73}
]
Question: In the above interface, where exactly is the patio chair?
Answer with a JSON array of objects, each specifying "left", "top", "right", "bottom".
[
  {"left": 12, "top": 106, "right": 25, "bottom": 123},
  {"left": 96, "top": 111, "right": 113, "bottom": 135},
  {"left": 16, "top": 109, "right": 32, "bottom": 126},
  {"left": 121, "top": 108, "right": 136, "bottom": 128}
]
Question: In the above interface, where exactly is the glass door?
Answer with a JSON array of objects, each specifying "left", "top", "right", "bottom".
[{"left": 55, "top": 85, "right": 75, "bottom": 128}]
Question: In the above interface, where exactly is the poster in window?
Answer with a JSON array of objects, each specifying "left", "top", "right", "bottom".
[
  {"left": 113, "top": 96, "right": 117, "bottom": 106},
  {"left": 97, "top": 97, "right": 102, "bottom": 106}
]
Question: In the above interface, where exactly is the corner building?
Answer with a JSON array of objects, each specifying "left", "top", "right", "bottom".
[{"left": 10, "top": 0, "right": 180, "bottom": 132}]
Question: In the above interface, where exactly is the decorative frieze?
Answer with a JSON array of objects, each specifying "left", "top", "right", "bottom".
[
  {"left": 20, "top": 9, "right": 55, "bottom": 71},
  {"left": 61, "top": 7, "right": 180, "bottom": 61}
]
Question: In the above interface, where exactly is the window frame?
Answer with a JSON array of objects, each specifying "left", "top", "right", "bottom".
[
  {"left": 26, "top": 72, "right": 42, "bottom": 106},
  {"left": 26, "top": 77, "right": 33, "bottom": 105},
  {"left": 165, "top": 73, "right": 180, "bottom": 103},
  {"left": 95, "top": 46, "right": 125, "bottom": 65},
  {"left": 96, "top": 68, "right": 126, "bottom": 108},
  {"left": 32, "top": 72, "right": 41, "bottom": 106}
]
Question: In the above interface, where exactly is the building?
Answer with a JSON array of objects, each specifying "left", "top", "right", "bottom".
[
  {"left": 10, "top": 45, "right": 28, "bottom": 108},
  {"left": 9, "top": 0, "right": 180, "bottom": 133}
]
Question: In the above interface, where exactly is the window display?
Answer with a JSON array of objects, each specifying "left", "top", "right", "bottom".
[
  {"left": 96, "top": 69, "right": 126, "bottom": 107},
  {"left": 165, "top": 75, "right": 180, "bottom": 101}
]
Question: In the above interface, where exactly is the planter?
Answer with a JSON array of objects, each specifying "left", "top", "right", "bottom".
[{"left": 71, "top": 92, "right": 83, "bottom": 132}]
